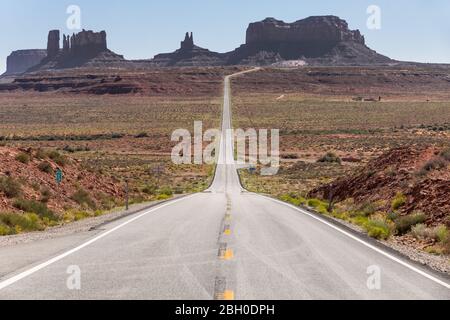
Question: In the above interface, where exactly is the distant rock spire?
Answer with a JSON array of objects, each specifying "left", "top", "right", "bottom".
[{"left": 180, "top": 32, "right": 194, "bottom": 50}]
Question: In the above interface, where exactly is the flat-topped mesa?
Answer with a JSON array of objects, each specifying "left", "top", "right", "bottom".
[
  {"left": 4, "top": 49, "right": 47, "bottom": 75},
  {"left": 246, "top": 16, "right": 365, "bottom": 46},
  {"left": 63, "top": 29, "right": 108, "bottom": 56}
]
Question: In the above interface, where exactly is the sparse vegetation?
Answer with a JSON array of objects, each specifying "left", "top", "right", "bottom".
[
  {"left": 38, "top": 161, "right": 53, "bottom": 174},
  {"left": 0, "top": 176, "right": 22, "bottom": 198},
  {"left": 47, "top": 150, "right": 67, "bottom": 166},
  {"left": 15, "top": 152, "right": 31, "bottom": 164},
  {"left": 364, "top": 218, "right": 392, "bottom": 240},
  {"left": 317, "top": 152, "right": 341, "bottom": 164},
  {"left": 13, "top": 198, "right": 59, "bottom": 222},
  {"left": 391, "top": 192, "right": 407, "bottom": 211},
  {"left": 71, "top": 188, "right": 96, "bottom": 209},
  {"left": 394, "top": 212, "right": 426, "bottom": 235}
]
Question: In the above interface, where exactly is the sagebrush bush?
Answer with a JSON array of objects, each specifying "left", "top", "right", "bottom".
[
  {"left": 421, "top": 157, "right": 447, "bottom": 172},
  {"left": 317, "top": 152, "right": 341, "bottom": 164},
  {"left": 13, "top": 198, "right": 58, "bottom": 221},
  {"left": 391, "top": 192, "right": 407, "bottom": 210},
  {"left": 0, "top": 212, "right": 44, "bottom": 233},
  {"left": 364, "top": 218, "right": 392, "bottom": 240},
  {"left": 440, "top": 148, "right": 450, "bottom": 161},
  {"left": 47, "top": 150, "right": 67, "bottom": 166},
  {"left": 15, "top": 152, "right": 31, "bottom": 164},
  {"left": 142, "top": 185, "right": 157, "bottom": 195},
  {"left": 394, "top": 212, "right": 426, "bottom": 235},
  {"left": 0, "top": 176, "right": 22, "bottom": 198},
  {"left": 356, "top": 202, "right": 377, "bottom": 217},
  {"left": 71, "top": 188, "right": 96, "bottom": 209},
  {"left": 159, "top": 187, "right": 173, "bottom": 197},
  {"left": 38, "top": 161, "right": 53, "bottom": 174}
]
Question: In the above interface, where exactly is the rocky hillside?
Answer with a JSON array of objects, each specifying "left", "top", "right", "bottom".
[
  {"left": 0, "top": 147, "right": 123, "bottom": 216},
  {"left": 309, "top": 146, "right": 450, "bottom": 226}
]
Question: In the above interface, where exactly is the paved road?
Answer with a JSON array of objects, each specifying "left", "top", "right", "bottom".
[{"left": 0, "top": 71, "right": 449, "bottom": 299}]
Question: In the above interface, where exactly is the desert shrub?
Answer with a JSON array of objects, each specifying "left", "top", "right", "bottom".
[
  {"left": 40, "top": 188, "right": 52, "bottom": 203},
  {"left": 356, "top": 202, "right": 377, "bottom": 217},
  {"left": 411, "top": 224, "right": 429, "bottom": 239},
  {"left": 421, "top": 157, "right": 447, "bottom": 172},
  {"left": 135, "top": 132, "right": 149, "bottom": 138},
  {"left": 96, "top": 192, "right": 116, "bottom": 210},
  {"left": 142, "top": 185, "right": 157, "bottom": 195},
  {"left": 159, "top": 187, "right": 173, "bottom": 197},
  {"left": 434, "top": 225, "right": 449, "bottom": 243},
  {"left": 440, "top": 148, "right": 450, "bottom": 161},
  {"left": 63, "top": 210, "right": 93, "bottom": 222},
  {"left": 0, "top": 176, "right": 22, "bottom": 198},
  {"left": 0, "top": 223, "right": 13, "bottom": 236},
  {"left": 391, "top": 192, "right": 407, "bottom": 210},
  {"left": 317, "top": 152, "right": 341, "bottom": 164},
  {"left": 15, "top": 152, "right": 30, "bottom": 164},
  {"left": 0, "top": 212, "right": 44, "bottom": 233},
  {"left": 279, "top": 194, "right": 306, "bottom": 206},
  {"left": 394, "top": 212, "right": 426, "bottom": 235},
  {"left": 71, "top": 188, "right": 96, "bottom": 209},
  {"left": 13, "top": 198, "right": 58, "bottom": 222},
  {"left": 387, "top": 211, "right": 399, "bottom": 221},
  {"left": 47, "top": 150, "right": 67, "bottom": 166},
  {"left": 35, "top": 148, "right": 47, "bottom": 159},
  {"left": 364, "top": 218, "right": 392, "bottom": 240},
  {"left": 283, "top": 153, "right": 299, "bottom": 159},
  {"left": 156, "top": 194, "right": 171, "bottom": 201},
  {"left": 38, "top": 161, "right": 53, "bottom": 174},
  {"left": 307, "top": 198, "right": 329, "bottom": 214}
]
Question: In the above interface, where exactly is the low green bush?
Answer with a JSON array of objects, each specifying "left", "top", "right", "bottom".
[
  {"left": 0, "top": 176, "right": 22, "bottom": 198},
  {"left": 71, "top": 188, "right": 96, "bottom": 209},
  {"left": 440, "top": 148, "right": 450, "bottom": 161},
  {"left": 47, "top": 150, "right": 67, "bottom": 166},
  {"left": 38, "top": 161, "right": 53, "bottom": 174},
  {"left": 0, "top": 212, "right": 45, "bottom": 234},
  {"left": 159, "top": 187, "right": 173, "bottom": 197},
  {"left": 391, "top": 192, "right": 407, "bottom": 210},
  {"left": 394, "top": 212, "right": 426, "bottom": 235},
  {"left": 317, "top": 152, "right": 341, "bottom": 164},
  {"left": 279, "top": 194, "right": 306, "bottom": 206},
  {"left": 15, "top": 152, "right": 31, "bottom": 164},
  {"left": 421, "top": 158, "right": 447, "bottom": 172},
  {"left": 364, "top": 218, "right": 392, "bottom": 240},
  {"left": 13, "top": 198, "right": 58, "bottom": 222},
  {"left": 307, "top": 198, "right": 329, "bottom": 214}
]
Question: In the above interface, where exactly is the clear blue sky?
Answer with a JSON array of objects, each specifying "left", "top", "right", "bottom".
[{"left": 1, "top": 0, "right": 450, "bottom": 73}]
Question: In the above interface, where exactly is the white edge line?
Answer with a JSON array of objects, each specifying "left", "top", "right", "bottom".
[
  {"left": 254, "top": 193, "right": 450, "bottom": 290},
  {"left": 0, "top": 194, "right": 197, "bottom": 291}
]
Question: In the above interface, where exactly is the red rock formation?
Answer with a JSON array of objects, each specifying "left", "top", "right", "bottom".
[
  {"left": 4, "top": 49, "right": 47, "bottom": 75},
  {"left": 47, "top": 30, "right": 60, "bottom": 58},
  {"left": 246, "top": 16, "right": 365, "bottom": 46}
]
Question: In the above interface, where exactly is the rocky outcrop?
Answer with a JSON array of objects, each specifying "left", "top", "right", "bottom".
[
  {"left": 65, "top": 30, "right": 107, "bottom": 55},
  {"left": 146, "top": 32, "right": 225, "bottom": 67},
  {"left": 227, "top": 16, "right": 391, "bottom": 65},
  {"left": 246, "top": 16, "right": 365, "bottom": 46},
  {"left": 3, "top": 16, "right": 395, "bottom": 74},
  {"left": 47, "top": 30, "right": 60, "bottom": 58},
  {"left": 4, "top": 50, "right": 47, "bottom": 75},
  {"left": 29, "top": 29, "right": 124, "bottom": 71}
]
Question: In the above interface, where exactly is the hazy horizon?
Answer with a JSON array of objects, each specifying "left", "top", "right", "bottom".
[{"left": 1, "top": 0, "right": 450, "bottom": 73}]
